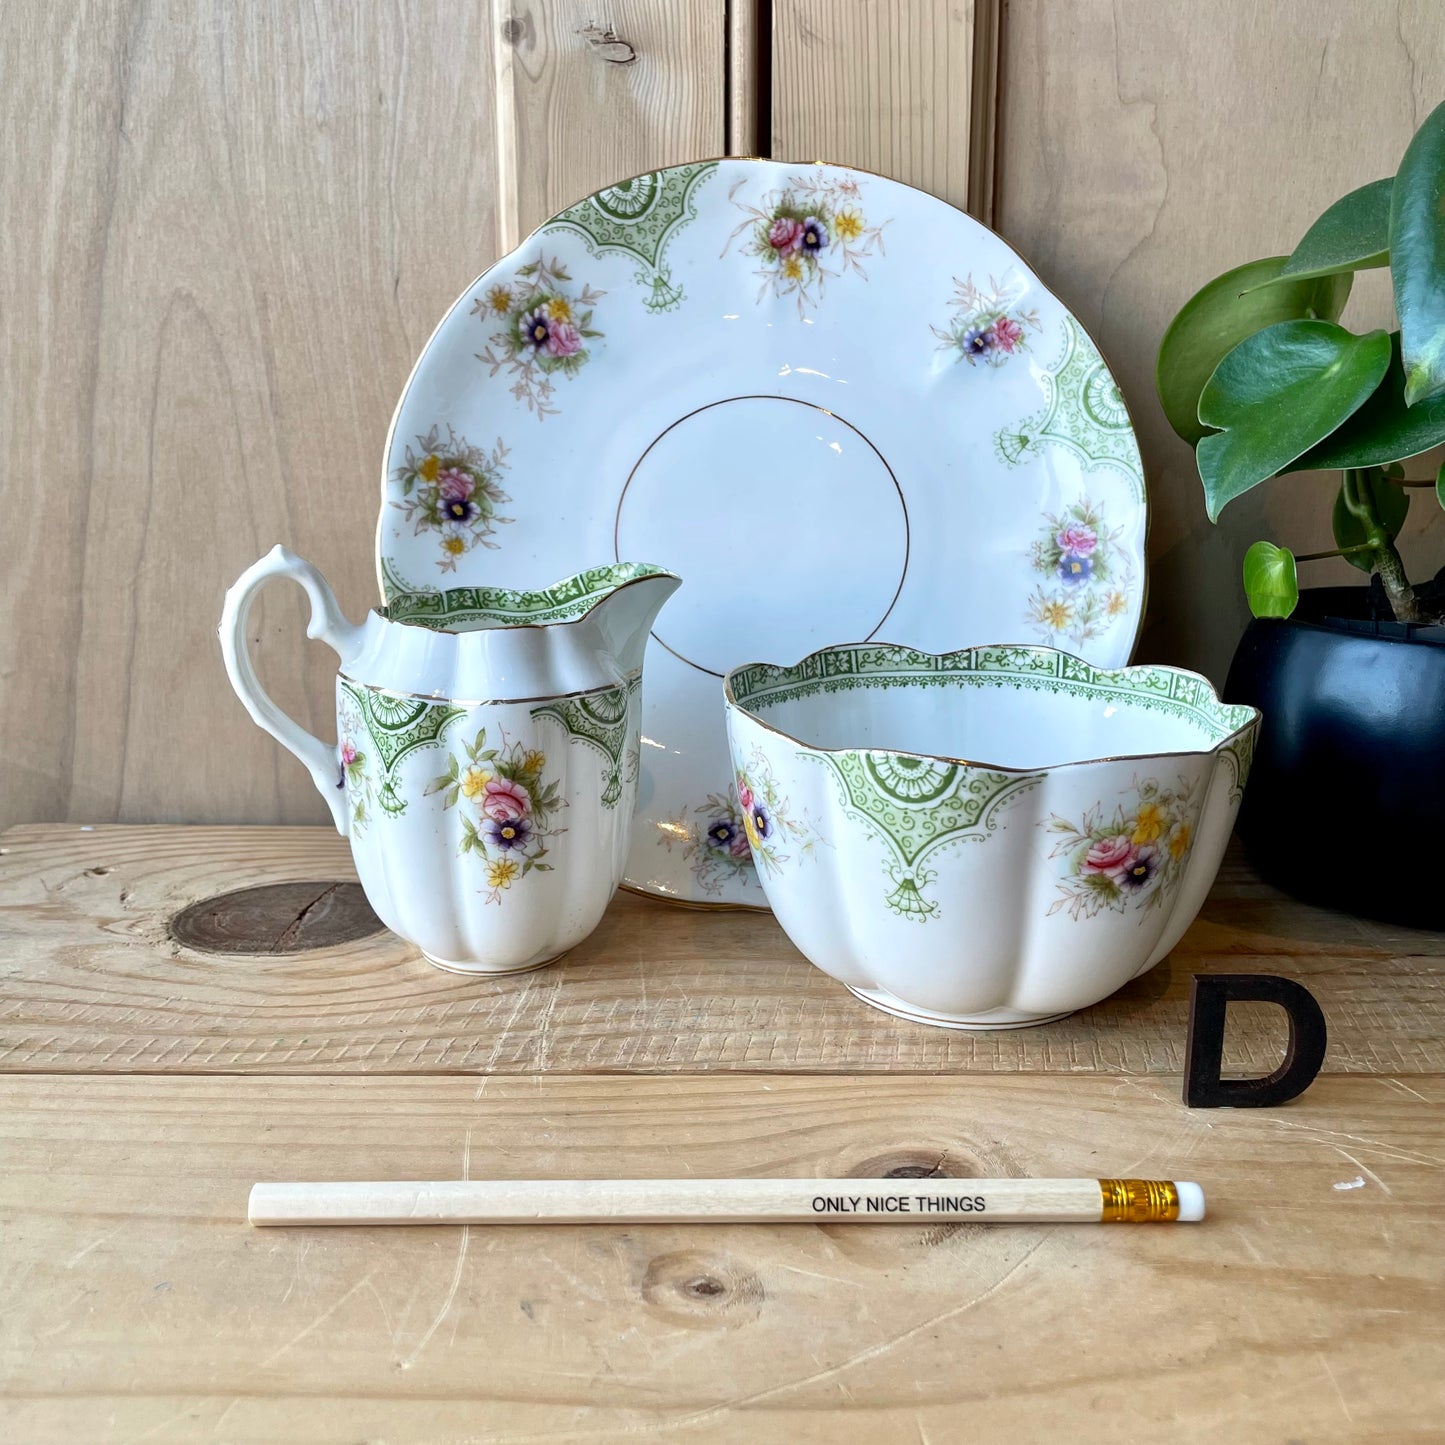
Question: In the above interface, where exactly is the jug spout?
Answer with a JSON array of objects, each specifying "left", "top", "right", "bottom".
[{"left": 584, "top": 563, "right": 682, "bottom": 675}]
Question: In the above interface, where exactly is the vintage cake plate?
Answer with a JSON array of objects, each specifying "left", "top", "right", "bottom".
[{"left": 377, "top": 159, "right": 1147, "bottom": 908}]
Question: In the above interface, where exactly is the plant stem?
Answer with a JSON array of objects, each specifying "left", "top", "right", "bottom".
[
  {"left": 1294, "top": 543, "right": 1377, "bottom": 563},
  {"left": 1340, "top": 468, "right": 1440, "bottom": 624}
]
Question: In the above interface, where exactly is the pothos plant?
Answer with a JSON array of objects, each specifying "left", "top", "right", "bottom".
[{"left": 1157, "top": 97, "right": 1445, "bottom": 624}]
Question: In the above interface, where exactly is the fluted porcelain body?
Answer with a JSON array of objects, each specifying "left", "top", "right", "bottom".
[
  {"left": 338, "top": 686, "right": 642, "bottom": 972},
  {"left": 724, "top": 643, "right": 1260, "bottom": 1028},
  {"left": 221, "top": 550, "right": 680, "bottom": 974}
]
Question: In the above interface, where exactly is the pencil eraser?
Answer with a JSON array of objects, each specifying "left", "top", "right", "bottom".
[{"left": 1176, "top": 1181, "right": 1205, "bottom": 1221}]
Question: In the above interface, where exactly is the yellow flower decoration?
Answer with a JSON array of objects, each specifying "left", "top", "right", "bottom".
[
  {"left": 419, "top": 454, "right": 440, "bottom": 482},
  {"left": 782, "top": 254, "right": 804, "bottom": 282},
  {"left": 1039, "top": 599, "right": 1072, "bottom": 631},
  {"left": 1106, "top": 589, "right": 1128, "bottom": 616},
  {"left": 1131, "top": 802, "right": 1165, "bottom": 845},
  {"left": 520, "top": 749, "right": 546, "bottom": 777},
  {"left": 460, "top": 766, "right": 493, "bottom": 799},
  {"left": 441, "top": 535, "right": 467, "bottom": 556},
  {"left": 1168, "top": 822, "right": 1192, "bottom": 860},
  {"left": 834, "top": 208, "right": 864, "bottom": 241},
  {"left": 486, "top": 857, "right": 521, "bottom": 890},
  {"left": 487, "top": 285, "right": 512, "bottom": 314},
  {"left": 742, "top": 809, "right": 762, "bottom": 850},
  {"left": 543, "top": 296, "right": 573, "bottom": 324}
]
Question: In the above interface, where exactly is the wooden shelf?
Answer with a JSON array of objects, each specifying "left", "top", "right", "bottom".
[
  {"left": 2, "top": 823, "right": 1442, "bottom": 1439},
  {"left": 3, "top": 824, "right": 1443, "bottom": 1077}
]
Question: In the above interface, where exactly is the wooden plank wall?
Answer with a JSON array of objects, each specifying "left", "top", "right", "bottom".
[
  {"left": 996, "top": 0, "right": 1445, "bottom": 681},
  {"left": 771, "top": 0, "right": 994, "bottom": 221},
  {"left": 3, "top": 0, "right": 1442, "bottom": 829},
  {"left": 0, "top": 0, "right": 724, "bottom": 833}
]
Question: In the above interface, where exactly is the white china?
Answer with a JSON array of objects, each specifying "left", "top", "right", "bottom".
[
  {"left": 220, "top": 547, "right": 680, "bottom": 973},
  {"left": 724, "top": 643, "right": 1259, "bottom": 1028},
  {"left": 378, "top": 159, "right": 1148, "bottom": 907}
]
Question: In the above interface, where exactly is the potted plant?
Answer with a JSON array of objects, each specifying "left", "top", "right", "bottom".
[{"left": 1156, "top": 98, "right": 1445, "bottom": 927}]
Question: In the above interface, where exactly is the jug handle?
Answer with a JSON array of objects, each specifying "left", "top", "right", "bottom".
[{"left": 219, "top": 545, "right": 366, "bottom": 834}]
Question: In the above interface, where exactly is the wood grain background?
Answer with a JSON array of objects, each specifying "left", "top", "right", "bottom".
[
  {"left": 996, "top": 0, "right": 1445, "bottom": 680},
  {"left": 3, "top": 0, "right": 1443, "bottom": 829}
]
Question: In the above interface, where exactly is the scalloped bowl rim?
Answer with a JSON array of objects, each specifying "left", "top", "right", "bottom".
[{"left": 723, "top": 640, "right": 1260, "bottom": 776}]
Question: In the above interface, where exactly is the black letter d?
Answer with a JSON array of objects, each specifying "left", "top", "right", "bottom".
[{"left": 1184, "top": 974, "right": 1327, "bottom": 1108}]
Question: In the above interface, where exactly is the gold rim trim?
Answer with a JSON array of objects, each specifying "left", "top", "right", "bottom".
[
  {"left": 723, "top": 642, "right": 1261, "bottom": 778},
  {"left": 618, "top": 881, "right": 771, "bottom": 913},
  {"left": 339, "top": 669, "right": 640, "bottom": 709},
  {"left": 612, "top": 395, "right": 910, "bottom": 679},
  {"left": 844, "top": 984, "right": 1073, "bottom": 1031},
  {"left": 421, "top": 946, "right": 573, "bottom": 978},
  {"left": 375, "top": 156, "right": 1150, "bottom": 666},
  {"left": 1099, "top": 1178, "right": 1180, "bottom": 1223},
  {"left": 374, "top": 567, "right": 679, "bottom": 636}
]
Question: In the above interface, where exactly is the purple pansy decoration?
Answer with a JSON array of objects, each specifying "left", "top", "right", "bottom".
[
  {"left": 800, "top": 215, "right": 829, "bottom": 254},
  {"left": 961, "top": 326, "right": 995, "bottom": 360},
  {"left": 1057, "top": 553, "right": 1093, "bottom": 587},
  {"left": 441, "top": 494, "right": 480, "bottom": 525},
  {"left": 519, "top": 310, "right": 551, "bottom": 350},
  {"left": 750, "top": 801, "right": 773, "bottom": 842},
  {"left": 1117, "top": 844, "right": 1160, "bottom": 892},
  {"left": 485, "top": 816, "right": 532, "bottom": 851}
]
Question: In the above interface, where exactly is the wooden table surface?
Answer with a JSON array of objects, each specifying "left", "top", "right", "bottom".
[{"left": 2, "top": 824, "right": 1443, "bottom": 1442}]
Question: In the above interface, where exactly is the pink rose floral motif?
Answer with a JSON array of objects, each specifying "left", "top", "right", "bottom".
[
  {"left": 768, "top": 216, "right": 804, "bottom": 253},
  {"left": 1045, "top": 776, "right": 1196, "bottom": 920},
  {"left": 426, "top": 725, "right": 565, "bottom": 904},
  {"left": 1027, "top": 497, "right": 1131, "bottom": 648},
  {"left": 481, "top": 776, "right": 531, "bottom": 822},
  {"left": 672, "top": 753, "right": 821, "bottom": 895},
  {"left": 336, "top": 696, "right": 372, "bottom": 835},
  {"left": 992, "top": 316, "right": 1025, "bottom": 352},
  {"left": 543, "top": 320, "right": 582, "bottom": 358},
  {"left": 725, "top": 169, "right": 887, "bottom": 314},
  {"left": 1081, "top": 833, "right": 1135, "bottom": 881},
  {"left": 436, "top": 468, "right": 475, "bottom": 504},
  {"left": 390, "top": 426, "right": 512, "bottom": 575},
  {"left": 935, "top": 274, "right": 1040, "bottom": 369},
  {"left": 1055, "top": 523, "right": 1098, "bottom": 556},
  {"left": 473, "top": 255, "right": 604, "bottom": 420}
]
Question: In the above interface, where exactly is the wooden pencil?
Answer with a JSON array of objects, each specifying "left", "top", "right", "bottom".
[{"left": 248, "top": 1176, "right": 1205, "bottom": 1226}]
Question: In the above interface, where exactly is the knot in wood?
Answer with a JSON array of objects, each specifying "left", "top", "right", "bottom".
[
  {"left": 169, "top": 882, "right": 384, "bottom": 955},
  {"left": 640, "top": 1250, "right": 763, "bottom": 1329},
  {"left": 848, "top": 1149, "right": 962, "bottom": 1180}
]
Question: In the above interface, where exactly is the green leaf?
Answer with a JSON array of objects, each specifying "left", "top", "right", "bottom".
[
  {"left": 1243, "top": 541, "right": 1299, "bottom": 618},
  {"left": 1196, "top": 321, "right": 1392, "bottom": 519},
  {"left": 1279, "top": 178, "right": 1393, "bottom": 281},
  {"left": 1156, "top": 257, "right": 1352, "bottom": 446},
  {"left": 423, "top": 774, "right": 451, "bottom": 796},
  {"left": 1295, "top": 333, "right": 1445, "bottom": 469},
  {"left": 1392, "top": 97, "right": 1445, "bottom": 406},
  {"left": 1332, "top": 470, "right": 1409, "bottom": 571}
]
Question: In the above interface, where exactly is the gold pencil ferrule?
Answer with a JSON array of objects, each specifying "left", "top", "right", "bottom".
[{"left": 1098, "top": 1178, "right": 1180, "bottom": 1223}]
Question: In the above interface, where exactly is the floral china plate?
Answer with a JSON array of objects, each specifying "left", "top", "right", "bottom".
[{"left": 377, "top": 159, "right": 1147, "bottom": 908}]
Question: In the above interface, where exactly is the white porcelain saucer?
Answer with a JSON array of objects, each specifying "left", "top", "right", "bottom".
[{"left": 377, "top": 159, "right": 1147, "bottom": 907}]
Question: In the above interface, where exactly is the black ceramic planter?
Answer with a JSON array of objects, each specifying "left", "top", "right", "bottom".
[{"left": 1224, "top": 586, "right": 1445, "bottom": 929}]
